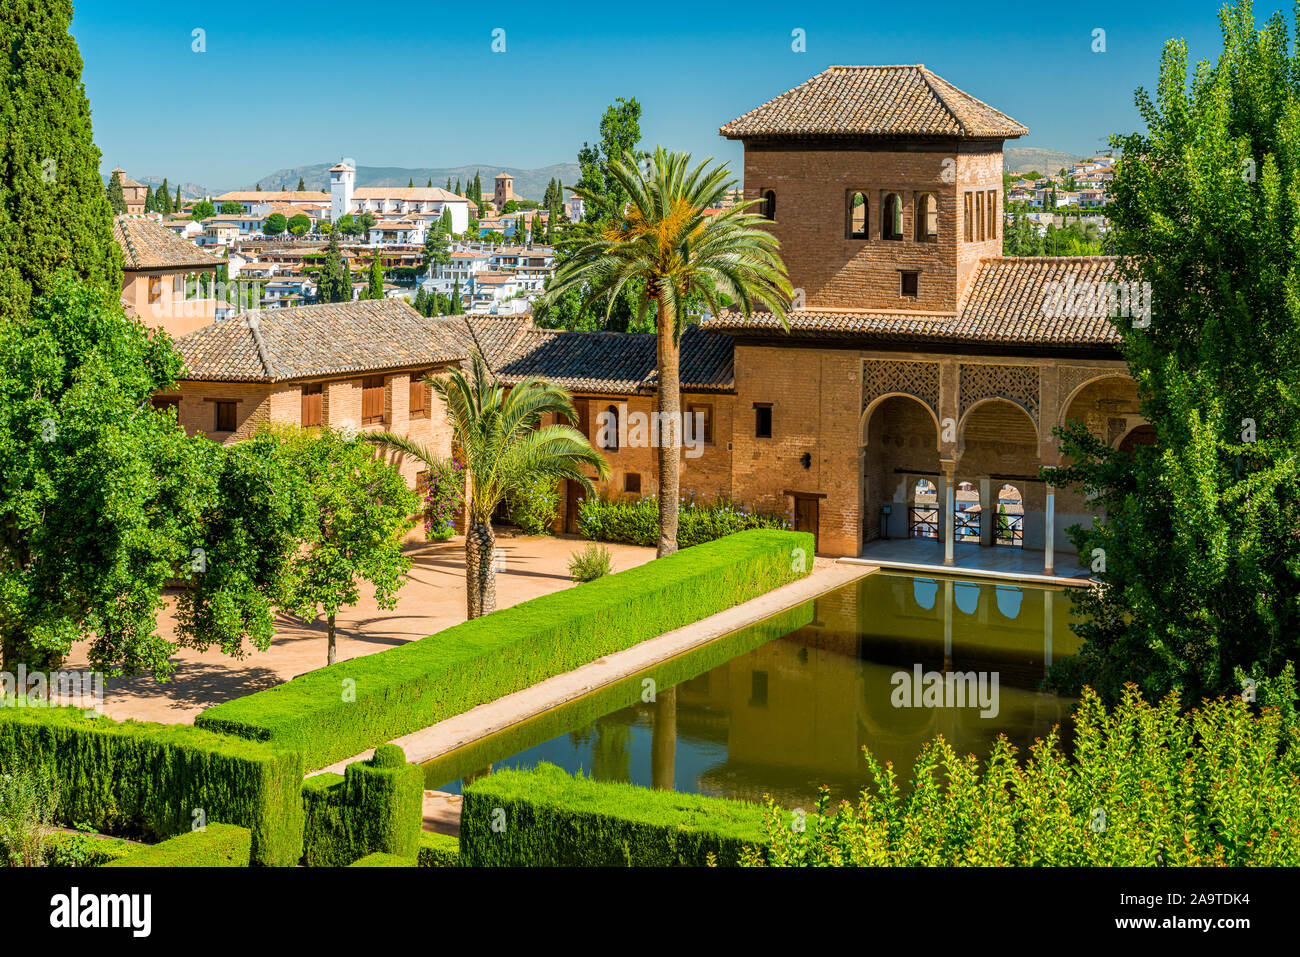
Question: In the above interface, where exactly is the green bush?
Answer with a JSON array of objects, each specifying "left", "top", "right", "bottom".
[
  {"left": 460, "top": 763, "right": 769, "bottom": 866},
  {"left": 418, "top": 830, "right": 460, "bottom": 867},
  {"left": 0, "top": 766, "right": 60, "bottom": 866},
  {"left": 0, "top": 707, "right": 303, "bottom": 866},
  {"left": 301, "top": 744, "right": 423, "bottom": 866},
  {"left": 197, "top": 529, "right": 813, "bottom": 770},
  {"left": 579, "top": 494, "right": 790, "bottom": 548},
  {"left": 744, "top": 687, "right": 1300, "bottom": 866},
  {"left": 104, "top": 823, "right": 251, "bottom": 867},
  {"left": 45, "top": 831, "right": 138, "bottom": 867},
  {"left": 568, "top": 543, "right": 611, "bottom": 582},
  {"left": 507, "top": 475, "right": 559, "bottom": 535},
  {"left": 348, "top": 851, "right": 416, "bottom": 866}
]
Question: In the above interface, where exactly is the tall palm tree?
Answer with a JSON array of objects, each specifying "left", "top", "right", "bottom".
[
  {"left": 394, "top": 354, "right": 608, "bottom": 618},
  {"left": 546, "top": 147, "right": 791, "bottom": 557}
]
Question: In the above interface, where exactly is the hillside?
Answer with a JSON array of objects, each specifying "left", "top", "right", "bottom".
[
  {"left": 248, "top": 162, "right": 581, "bottom": 202},
  {"left": 1003, "top": 147, "right": 1088, "bottom": 176}
]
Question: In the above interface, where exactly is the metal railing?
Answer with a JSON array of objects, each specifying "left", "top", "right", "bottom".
[
  {"left": 909, "top": 505, "right": 939, "bottom": 539},
  {"left": 954, "top": 508, "right": 981, "bottom": 543}
]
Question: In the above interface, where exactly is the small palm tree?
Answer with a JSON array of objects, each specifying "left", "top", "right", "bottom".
[
  {"left": 425, "top": 353, "right": 609, "bottom": 618},
  {"left": 547, "top": 147, "right": 791, "bottom": 557}
]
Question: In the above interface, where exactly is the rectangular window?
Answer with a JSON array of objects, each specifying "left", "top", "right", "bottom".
[
  {"left": 901, "top": 271, "right": 919, "bottom": 298},
  {"left": 362, "top": 375, "right": 385, "bottom": 425},
  {"left": 214, "top": 400, "right": 237, "bottom": 433},
  {"left": 409, "top": 372, "right": 428, "bottom": 418},
  {"left": 754, "top": 403, "right": 772, "bottom": 439},
  {"left": 987, "top": 191, "right": 998, "bottom": 240},
  {"left": 963, "top": 192, "right": 973, "bottom": 242},
  {"left": 686, "top": 403, "right": 714, "bottom": 445},
  {"left": 301, "top": 383, "right": 322, "bottom": 427},
  {"left": 148, "top": 276, "right": 162, "bottom": 304},
  {"left": 975, "top": 191, "right": 985, "bottom": 242},
  {"left": 624, "top": 472, "right": 641, "bottom": 494}
]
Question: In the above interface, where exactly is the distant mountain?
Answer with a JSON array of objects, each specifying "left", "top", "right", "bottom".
[
  {"left": 246, "top": 162, "right": 582, "bottom": 202},
  {"left": 1004, "top": 147, "right": 1089, "bottom": 177},
  {"left": 99, "top": 172, "right": 211, "bottom": 201}
]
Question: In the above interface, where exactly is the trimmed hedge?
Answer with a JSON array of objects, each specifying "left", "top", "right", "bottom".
[
  {"left": 460, "top": 763, "right": 769, "bottom": 866},
  {"left": 302, "top": 744, "right": 423, "bottom": 866},
  {"left": 579, "top": 495, "right": 791, "bottom": 549},
  {"left": 198, "top": 529, "right": 813, "bottom": 769},
  {"left": 417, "top": 830, "right": 459, "bottom": 867},
  {"left": 348, "top": 851, "right": 416, "bottom": 867},
  {"left": 104, "top": 823, "right": 251, "bottom": 867},
  {"left": 0, "top": 707, "right": 303, "bottom": 866}
]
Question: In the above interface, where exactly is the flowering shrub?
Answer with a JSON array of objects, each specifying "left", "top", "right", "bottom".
[
  {"left": 741, "top": 685, "right": 1300, "bottom": 866},
  {"left": 578, "top": 493, "right": 790, "bottom": 548},
  {"left": 424, "top": 461, "right": 465, "bottom": 541},
  {"left": 507, "top": 476, "right": 559, "bottom": 536}
]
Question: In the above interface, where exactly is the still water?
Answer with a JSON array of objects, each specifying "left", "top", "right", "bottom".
[{"left": 423, "top": 571, "right": 1083, "bottom": 809}]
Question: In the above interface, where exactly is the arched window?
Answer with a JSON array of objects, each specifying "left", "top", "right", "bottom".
[
  {"left": 955, "top": 481, "right": 979, "bottom": 543},
  {"left": 995, "top": 484, "right": 1023, "bottom": 547},
  {"left": 882, "top": 192, "right": 903, "bottom": 240},
  {"left": 601, "top": 404, "right": 620, "bottom": 451},
  {"left": 915, "top": 193, "right": 938, "bottom": 242},
  {"left": 848, "top": 191, "right": 868, "bottom": 239},
  {"left": 909, "top": 478, "right": 938, "bottom": 539},
  {"left": 761, "top": 189, "right": 776, "bottom": 221}
]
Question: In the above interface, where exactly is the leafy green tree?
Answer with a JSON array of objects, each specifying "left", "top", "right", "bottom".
[
  {"left": 278, "top": 428, "right": 418, "bottom": 664},
  {"left": 317, "top": 227, "right": 352, "bottom": 303},
  {"left": 420, "top": 355, "right": 607, "bottom": 617},
  {"left": 576, "top": 97, "right": 643, "bottom": 223},
  {"left": 0, "top": 0, "right": 122, "bottom": 327},
  {"left": 422, "top": 222, "right": 450, "bottom": 272},
  {"left": 548, "top": 148, "right": 791, "bottom": 556},
  {"left": 1047, "top": 0, "right": 1300, "bottom": 708},
  {"left": 262, "top": 212, "right": 287, "bottom": 235},
  {"left": 191, "top": 199, "right": 215, "bottom": 220},
  {"left": 334, "top": 213, "right": 358, "bottom": 236},
  {"left": 0, "top": 277, "right": 311, "bottom": 675},
  {"left": 287, "top": 213, "right": 311, "bottom": 236},
  {"left": 219, "top": 200, "right": 243, "bottom": 214},
  {"left": 356, "top": 210, "right": 377, "bottom": 234},
  {"left": 366, "top": 255, "right": 384, "bottom": 299}
]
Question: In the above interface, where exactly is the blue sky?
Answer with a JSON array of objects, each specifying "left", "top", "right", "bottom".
[{"left": 70, "top": 0, "right": 1281, "bottom": 191}]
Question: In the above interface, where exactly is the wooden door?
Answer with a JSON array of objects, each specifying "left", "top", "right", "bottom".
[{"left": 793, "top": 496, "right": 819, "bottom": 551}]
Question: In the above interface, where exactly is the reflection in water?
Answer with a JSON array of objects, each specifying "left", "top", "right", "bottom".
[{"left": 426, "top": 572, "right": 1083, "bottom": 810}]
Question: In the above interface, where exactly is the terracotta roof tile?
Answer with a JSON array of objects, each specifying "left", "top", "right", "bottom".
[
  {"left": 176, "top": 298, "right": 467, "bottom": 383},
  {"left": 719, "top": 65, "right": 1028, "bottom": 140},
  {"left": 701, "top": 257, "right": 1123, "bottom": 348},
  {"left": 114, "top": 215, "right": 227, "bottom": 270}
]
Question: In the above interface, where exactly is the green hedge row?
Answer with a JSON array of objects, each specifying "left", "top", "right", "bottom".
[
  {"left": 460, "top": 763, "right": 769, "bottom": 866},
  {"left": 302, "top": 744, "right": 423, "bottom": 866},
  {"left": 417, "top": 830, "right": 459, "bottom": 867},
  {"left": 0, "top": 707, "right": 303, "bottom": 866},
  {"left": 104, "top": 823, "right": 251, "bottom": 867},
  {"left": 348, "top": 852, "right": 416, "bottom": 867},
  {"left": 197, "top": 529, "right": 814, "bottom": 769},
  {"left": 579, "top": 495, "right": 791, "bottom": 549}
]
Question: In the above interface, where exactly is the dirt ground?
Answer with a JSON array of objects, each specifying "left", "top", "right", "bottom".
[{"left": 62, "top": 531, "right": 655, "bottom": 725}]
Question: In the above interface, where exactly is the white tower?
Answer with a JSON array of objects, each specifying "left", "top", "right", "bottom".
[{"left": 329, "top": 160, "right": 355, "bottom": 222}]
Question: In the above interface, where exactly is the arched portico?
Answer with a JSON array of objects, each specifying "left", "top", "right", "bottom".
[{"left": 861, "top": 393, "right": 942, "bottom": 543}]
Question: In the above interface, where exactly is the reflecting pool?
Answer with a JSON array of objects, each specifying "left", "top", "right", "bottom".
[{"left": 423, "top": 571, "right": 1083, "bottom": 809}]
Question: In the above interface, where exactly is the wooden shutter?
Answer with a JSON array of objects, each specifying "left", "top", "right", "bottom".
[
  {"left": 301, "top": 383, "right": 322, "bottom": 427},
  {"left": 409, "top": 372, "right": 427, "bottom": 417},
  {"left": 362, "top": 376, "right": 385, "bottom": 424}
]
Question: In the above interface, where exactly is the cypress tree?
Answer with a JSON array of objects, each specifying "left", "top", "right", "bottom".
[
  {"left": 426, "top": 178, "right": 432, "bottom": 188},
  {"left": 317, "top": 227, "right": 352, "bottom": 303},
  {"left": 454, "top": 178, "right": 461, "bottom": 195},
  {"left": 297, "top": 176, "right": 306, "bottom": 191},
  {"left": 0, "top": 0, "right": 122, "bottom": 325},
  {"left": 157, "top": 177, "right": 171, "bottom": 214},
  {"left": 367, "top": 255, "right": 383, "bottom": 300},
  {"left": 408, "top": 177, "right": 414, "bottom": 188},
  {"left": 174, "top": 185, "right": 181, "bottom": 210},
  {"left": 414, "top": 287, "right": 427, "bottom": 314},
  {"left": 255, "top": 183, "right": 261, "bottom": 192},
  {"left": 106, "top": 170, "right": 127, "bottom": 214},
  {"left": 451, "top": 278, "right": 461, "bottom": 314},
  {"left": 143, "top": 184, "right": 155, "bottom": 213},
  {"left": 440, "top": 207, "right": 452, "bottom": 235},
  {"left": 445, "top": 177, "right": 452, "bottom": 191}
]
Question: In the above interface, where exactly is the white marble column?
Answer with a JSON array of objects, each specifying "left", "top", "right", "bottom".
[
  {"left": 1044, "top": 484, "right": 1056, "bottom": 576},
  {"left": 943, "top": 462, "right": 956, "bottom": 566}
]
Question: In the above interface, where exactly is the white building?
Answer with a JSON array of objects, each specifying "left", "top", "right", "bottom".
[{"left": 329, "top": 160, "right": 471, "bottom": 236}]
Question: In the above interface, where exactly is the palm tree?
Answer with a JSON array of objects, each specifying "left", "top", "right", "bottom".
[
  {"left": 389, "top": 354, "right": 608, "bottom": 619},
  {"left": 546, "top": 147, "right": 791, "bottom": 557}
]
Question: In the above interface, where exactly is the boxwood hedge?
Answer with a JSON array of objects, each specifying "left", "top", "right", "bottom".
[
  {"left": 348, "top": 851, "right": 416, "bottom": 867},
  {"left": 417, "top": 830, "right": 459, "bottom": 867},
  {"left": 302, "top": 744, "right": 423, "bottom": 866},
  {"left": 103, "top": 823, "right": 251, "bottom": 867},
  {"left": 0, "top": 707, "right": 303, "bottom": 866},
  {"left": 460, "top": 762, "right": 769, "bottom": 867},
  {"left": 196, "top": 529, "right": 813, "bottom": 770}
]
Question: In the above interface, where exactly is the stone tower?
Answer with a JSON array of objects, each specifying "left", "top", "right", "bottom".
[{"left": 329, "top": 160, "right": 355, "bottom": 222}]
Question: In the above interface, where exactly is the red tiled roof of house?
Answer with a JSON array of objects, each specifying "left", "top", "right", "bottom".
[
  {"left": 701, "top": 257, "right": 1124, "bottom": 348},
  {"left": 176, "top": 298, "right": 467, "bottom": 383},
  {"left": 719, "top": 65, "right": 1028, "bottom": 140},
  {"left": 114, "top": 215, "right": 226, "bottom": 270}
]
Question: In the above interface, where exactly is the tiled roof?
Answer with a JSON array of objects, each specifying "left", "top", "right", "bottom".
[
  {"left": 453, "top": 321, "right": 734, "bottom": 394},
  {"left": 176, "top": 298, "right": 467, "bottom": 383},
  {"left": 212, "top": 191, "right": 330, "bottom": 203},
  {"left": 114, "top": 215, "right": 227, "bottom": 270},
  {"left": 353, "top": 187, "right": 466, "bottom": 202},
  {"left": 719, "top": 65, "right": 1028, "bottom": 140},
  {"left": 701, "top": 257, "right": 1123, "bottom": 348}
]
